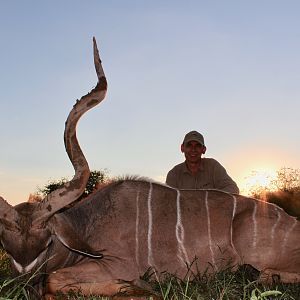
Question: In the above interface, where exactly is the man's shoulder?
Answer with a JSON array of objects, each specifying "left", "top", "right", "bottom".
[
  {"left": 202, "top": 157, "right": 221, "bottom": 166},
  {"left": 166, "top": 162, "right": 186, "bottom": 186},
  {"left": 168, "top": 162, "right": 186, "bottom": 173},
  {"left": 202, "top": 158, "right": 226, "bottom": 172}
]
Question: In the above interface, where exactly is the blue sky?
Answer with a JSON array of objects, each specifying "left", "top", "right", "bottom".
[{"left": 1, "top": 1, "right": 300, "bottom": 205}]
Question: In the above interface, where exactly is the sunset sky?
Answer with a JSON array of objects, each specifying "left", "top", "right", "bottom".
[{"left": 1, "top": 1, "right": 300, "bottom": 205}]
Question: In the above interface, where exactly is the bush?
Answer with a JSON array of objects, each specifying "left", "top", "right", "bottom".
[{"left": 37, "top": 169, "right": 109, "bottom": 200}]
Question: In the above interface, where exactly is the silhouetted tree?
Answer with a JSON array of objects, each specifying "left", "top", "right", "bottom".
[
  {"left": 38, "top": 177, "right": 69, "bottom": 197},
  {"left": 267, "top": 190, "right": 300, "bottom": 218},
  {"left": 82, "top": 169, "right": 109, "bottom": 197},
  {"left": 271, "top": 167, "right": 300, "bottom": 193},
  {"left": 248, "top": 167, "right": 300, "bottom": 218}
]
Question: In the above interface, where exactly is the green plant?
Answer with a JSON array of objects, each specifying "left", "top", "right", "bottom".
[
  {"left": 250, "top": 288, "right": 282, "bottom": 300},
  {"left": 37, "top": 169, "right": 109, "bottom": 198},
  {"left": 0, "top": 248, "right": 11, "bottom": 278}
]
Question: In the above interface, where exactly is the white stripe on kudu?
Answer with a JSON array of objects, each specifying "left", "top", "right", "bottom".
[
  {"left": 147, "top": 182, "right": 154, "bottom": 266},
  {"left": 175, "top": 190, "right": 190, "bottom": 265},
  {"left": 230, "top": 195, "right": 237, "bottom": 252},
  {"left": 205, "top": 191, "right": 216, "bottom": 268},
  {"left": 252, "top": 202, "right": 258, "bottom": 248},
  {"left": 271, "top": 208, "right": 281, "bottom": 243},
  {"left": 282, "top": 218, "right": 298, "bottom": 253}
]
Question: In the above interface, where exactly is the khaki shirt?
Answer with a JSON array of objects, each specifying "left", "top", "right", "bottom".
[{"left": 166, "top": 158, "right": 239, "bottom": 194}]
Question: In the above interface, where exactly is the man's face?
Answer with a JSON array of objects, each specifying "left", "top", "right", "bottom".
[{"left": 181, "top": 141, "right": 206, "bottom": 163}]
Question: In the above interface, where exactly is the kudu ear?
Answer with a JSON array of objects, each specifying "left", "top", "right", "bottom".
[
  {"left": 0, "top": 196, "right": 18, "bottom": 227},
  {"left": 49, "top": 214, "right": 102, "bottom": 258}
]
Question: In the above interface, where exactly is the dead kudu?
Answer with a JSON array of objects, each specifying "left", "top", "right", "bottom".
[{"left": 1, "top": 39, "right": 300, "bottom": 299}]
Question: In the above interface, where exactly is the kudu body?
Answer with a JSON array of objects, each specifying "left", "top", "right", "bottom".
[{"left": 1, "top": 39, "right": 300, "bottom": 298}]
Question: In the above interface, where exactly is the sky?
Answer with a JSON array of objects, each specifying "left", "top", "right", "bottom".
[{"left": 1, "top": 1, "right": 300, "bottom": 205}]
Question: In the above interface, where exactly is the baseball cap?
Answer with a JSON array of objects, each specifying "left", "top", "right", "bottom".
[{"left": 183, "top": 131, "right": 205, "bottom": 146}]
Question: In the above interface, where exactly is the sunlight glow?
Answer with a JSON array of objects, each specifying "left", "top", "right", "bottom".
[{"left": 240, "top": 168, "right": 277, "bottom": 196}]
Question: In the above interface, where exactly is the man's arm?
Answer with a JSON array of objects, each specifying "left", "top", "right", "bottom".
[
  {"left": 166, "top": 168, "right": 178, "bottom": 188},
  {"left": 213, "top": 160, "right": 239, "bottom": 194}
]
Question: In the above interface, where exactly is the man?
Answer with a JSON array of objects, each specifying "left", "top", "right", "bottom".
[{"left": 166, "top": 130, "right": 239, "bottom": 194}]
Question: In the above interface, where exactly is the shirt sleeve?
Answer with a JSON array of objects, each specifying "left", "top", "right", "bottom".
[
  {"left": 166, "top": 168, "right": 178, "bottom": 188},
  {"left": 212, "top": 160, "right": 240, "bottom": 194}
]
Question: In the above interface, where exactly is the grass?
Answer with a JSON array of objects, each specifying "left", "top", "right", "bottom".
[
  {"left": 150, "top": 266, "right": 297, "bottom": 300},
  {"left": 0, "top": 249, "right": 32, "bottom": 299},
  {"left": 0, "top": 249, "right": 300, "bottom": 299}
]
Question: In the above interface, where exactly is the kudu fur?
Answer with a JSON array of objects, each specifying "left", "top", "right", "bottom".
[{"left": 1, "top": 39, "right": 300, "bottom": 298}]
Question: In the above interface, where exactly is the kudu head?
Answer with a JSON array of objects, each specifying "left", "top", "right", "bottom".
[{"left": 0, "top": 38, "right": 106, "bottom": 276}]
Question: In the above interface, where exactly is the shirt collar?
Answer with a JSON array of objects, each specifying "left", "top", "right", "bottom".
[{"left": 183, "top": 160, "right": 205, "bottom": 174}]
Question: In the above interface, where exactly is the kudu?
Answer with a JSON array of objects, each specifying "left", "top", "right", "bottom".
[{"left": 1, "top": 39, "right": 300, "bottom": 299}]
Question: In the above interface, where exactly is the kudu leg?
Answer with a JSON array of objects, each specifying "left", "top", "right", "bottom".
[
  {"left": 45, "top": 261, "right": 156, "bottom": 298},
  {"left": 259, "top": 268, "right": 300, "bottom": 284}
]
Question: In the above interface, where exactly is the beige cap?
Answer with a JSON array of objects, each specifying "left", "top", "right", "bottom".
[{"left": 183, "top": 131, "right": 205, "bottom": 146}]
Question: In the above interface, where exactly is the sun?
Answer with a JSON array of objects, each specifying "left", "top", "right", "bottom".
[
  {"left": 239, "top": 168, "right": 277, "bottom": 196},
  {"left": 247, "top": 170, "right": 275, "bottom": 187}
]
